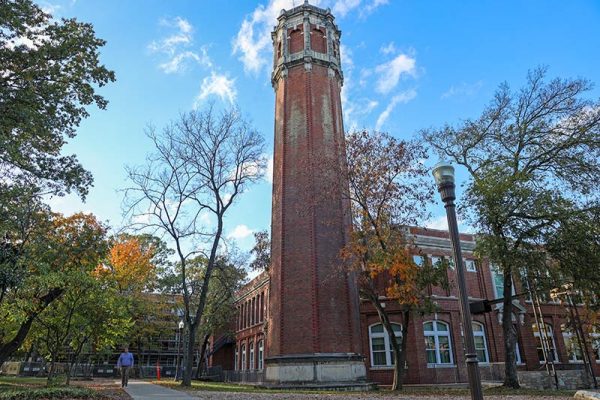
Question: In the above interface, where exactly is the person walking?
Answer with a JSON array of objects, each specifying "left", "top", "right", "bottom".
[{"left": 117, "top": 346, "right": 134, "bottom": 387}]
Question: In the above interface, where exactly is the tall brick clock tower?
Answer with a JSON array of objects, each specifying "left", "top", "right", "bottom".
[{"left": 266, "top": 1, "right": 366, "bottom": 386}]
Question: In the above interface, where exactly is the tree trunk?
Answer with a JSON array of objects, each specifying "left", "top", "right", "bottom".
[
  {"left": 47, "top": 358, "right": 56, "bottom": 387},
  {"left": 181, "top": 324, "right": 197, "bottom": 386},
  {"left": 501, "top": 266, "right": 520, "bottom": 389},
  {"left": 195, "top": 334, "right": 210, "bottom": 379},
  {"left": 367, "top": 291, "right": 407, "bottom": 391}
]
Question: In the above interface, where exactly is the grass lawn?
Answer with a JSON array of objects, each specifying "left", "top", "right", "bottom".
[
  {"left": 0, "top": 376, "right": 128, "bottom": 400},
  {"left": 154, "top": 380, "right": 577, "bottom": 397}
]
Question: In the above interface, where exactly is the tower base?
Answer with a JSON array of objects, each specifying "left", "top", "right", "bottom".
[{"left": 264, "top": 353, "right": 370, "bottom": 390}]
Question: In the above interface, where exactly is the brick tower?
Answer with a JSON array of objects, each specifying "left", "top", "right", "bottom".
[{"left": 266, "top": 1, "right": 366, "bottom": 386}]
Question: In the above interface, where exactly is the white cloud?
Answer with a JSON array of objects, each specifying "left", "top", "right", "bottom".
[
  {"left": 380, "top": 41, "right": 396, "bottom": 55},
  {"left": 333, "top": 0, "right": 362, "bottom": 18},
  {"left": 266, "top": 156, "right": 274, "bottom": 183},
  {"left": 195, "top": 72, "right": 237, "bottom": 105},
  {"left": 375, "top": 89, "right": 417, "bottom": 130},
  {"left": 425, "top": 215, "right": 472, "bottom": 233},
  {"left": 425, "top": 215, "right": 449, "bottom": 231},
  {"left": 148, "top": 17, "right": 212, "bottom": 74},
  {"left": 441, "top": 80, "right": 483, "bottom": 99},
  {"left": 227, "top": 224, "right": 253, "bottom": 240},
  {"left": 361, "top": 0, "right": 389, "bottom": 16},
  {"left": 374, "top": 53, "right": 416, "bottom": 94},
  {"left": 159, "top": 49, "right": 211, "bottom": 74}
]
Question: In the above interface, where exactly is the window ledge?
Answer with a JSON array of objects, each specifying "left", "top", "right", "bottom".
[
  {"left": 427, "top": 364, "right": 456, "bottom": 369},
  {"left": 568, "top": 360, "right": 584, "bottom": 364}
]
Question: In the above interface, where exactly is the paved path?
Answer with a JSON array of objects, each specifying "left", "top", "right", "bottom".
[{"left": 121, "top": 380, "right": 196, "bottom": 399}]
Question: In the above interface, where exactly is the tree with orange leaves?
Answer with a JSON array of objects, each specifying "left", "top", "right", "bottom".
[
  {"left": 99, "top": 236, "right": 156, "bottom": 293},
  {"left": 342, "top": 130, "right": 448, "bottom": 390}
]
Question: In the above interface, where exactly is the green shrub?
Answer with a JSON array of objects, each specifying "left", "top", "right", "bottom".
[{"left": 0, "top": 387, "right": 98, "bottom": 400}]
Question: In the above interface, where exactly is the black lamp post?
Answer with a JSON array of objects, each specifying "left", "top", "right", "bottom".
[
  {"left": 175, "top": 320, "right": 184, "bottom": 381},
  {"left": 433, "top": 161, "right": 483, "bottom": 400}
]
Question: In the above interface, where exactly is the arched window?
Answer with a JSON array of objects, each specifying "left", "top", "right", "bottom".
[
  {"left": 241, "top": 344, "right": 246, "bottom": 370},
  {"left": 532, "top": 323, "right": 558, "bottom": 363},
  {"left": 368, "top": 323, "right": 402, "bottom": 367},
  {"left": 234, "top": 346, "right": 238, "bottom": 371},
  {"left": 249, "top": 341, "right": 255, "bottom": 370},
  {"left": 561, "top": 324, "right": 583, "bottom": 363},
  {"left": 472, "top": 322, "right": 489, "bottom": 363},
  {"left": 424, "top": 320, "right": 453, "bottom": 365},
  {"left": 257, "top": 340, "right": 264, "bottom": 370}
]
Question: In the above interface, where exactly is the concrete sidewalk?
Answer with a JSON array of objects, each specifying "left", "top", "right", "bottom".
[{"left": 122, "top": 380, "right": 196, "bottom": 399}]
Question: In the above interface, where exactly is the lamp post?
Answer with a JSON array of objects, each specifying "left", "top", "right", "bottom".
[
  {"left": 174, "top": 320, "right": 184, "bottom": 381},
  {"left": 433, "top": 162, "right": 483, "bottom": 400}
]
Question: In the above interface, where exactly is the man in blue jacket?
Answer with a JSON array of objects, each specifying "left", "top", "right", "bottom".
[{"left": 116, "top": 346, "right": 134, "bottom": 387}]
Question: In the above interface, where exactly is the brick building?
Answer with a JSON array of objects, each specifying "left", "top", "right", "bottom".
[
  {"left": 212, "top": 227, "right": 599, "bottom": 387},
  {"left": 208, "top": 1, "right": 598, "bottom": 389}
]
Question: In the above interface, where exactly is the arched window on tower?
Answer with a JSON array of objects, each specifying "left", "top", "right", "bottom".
[
  {"left": 310, "top": 26, "right": 326, "bottom": 53},
  {"left": 249, "top": 341, "right": 255, "bottom": 370},
  {"left": 288, "top": 26, "right": 304, "bottom": 54}
]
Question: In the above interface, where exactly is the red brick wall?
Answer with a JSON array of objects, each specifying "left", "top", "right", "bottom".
[{"left": 267, "top": 52, "right": 361, "bottom": 357}]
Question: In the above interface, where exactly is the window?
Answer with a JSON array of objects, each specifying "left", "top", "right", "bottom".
[
  {"left": 590, "top": 329, "right": 600, "bottom": 362},
  {"left": 249, "top": 342, "right": 255, "bottom": 370},
  {"left": 430, "top": 256, "right": 442, "bottom": 268},
  {"left": 515, "top": 340, "right": 523, "bottom": 364},
  {"left": 424, "top": 320, "right": 453, "bottom": 365},
  {"left": 532, "top": 323, "right": 558, "bottom": 363},
  {"left": 234, "top": 346, "right": 239, "bottom": 371},
  {"left": 561, "top": 324, "right": 583, "bottom": 363},
  {"left": 465, "top": 259, "right": 477, "bottom": 272},
  {"left": 258, "top": 340, "right": 264, "bottom": 370},
  {"left": 447, "top": 256, "right": 455, "bottom": 270},
  {"left": 490, "top": 264, "right": 515, "bottom": 299},
  {"left": 413, "top": 255, "right": 424, "bottom": 267},
  {"left": 241, "top": 344, "right": 246, "bottom": 370},
  {"left": 369, "top": 323, "right": 402, "bottom": 367},
  {"left": 472, "top": 322, "right": 489, "bottom": 363}
]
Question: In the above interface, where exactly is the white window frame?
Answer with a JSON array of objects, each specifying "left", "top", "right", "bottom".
[
  {"left": 490, "top": 264, "right": 515, "bottom": 299},
  {"left": 472, "top": 322, "right": 489, "bottom": 363},
  {"left": 515, "top": 340, "right": 523, "bottom": 364},
  {"left": 561, "top": 324, "right": 583, "bottom": 363},
  {"left": 234, "top": 346, "right": 239, "bottom": 371},
  {"left": 249, "top": 342, "right": 255, "bottom": 370},
  {"left": 257, "top": 340, "right": 264, "bottom": 370},
  {"left": 590, "top": 331, "right": 600, "bottom": 363},
  {"left": 368, "top": 323, "right": 402, "bottom": 368},
  {"left": 430, "top": 256, "right": 442, "bottom": 268},
  {"left": 464, "top": 259, "right": 477, "bottom": 272},
  {"left": 241, "top": 344, "right": 247, "bottom": 371},
  {"left": 533, "top": 323, "right": 559, "bottom": 364},
  {"left": 424, "top": 320, "right": 454, "bottom": 365}
]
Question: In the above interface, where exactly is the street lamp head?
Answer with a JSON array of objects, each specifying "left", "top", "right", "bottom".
[
  {"left": 178, "top": 320, "right": 184, "bottom": 330},
  {"left": 432, "top": 161, "right": 455, "bottom": 187},
  {"left": 432, "top": 161, "right": 456, "bottom": 203}
]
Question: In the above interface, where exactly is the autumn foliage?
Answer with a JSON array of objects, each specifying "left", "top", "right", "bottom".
[{"left": 97, "top": 237, "right": 156, "bottom": 292}]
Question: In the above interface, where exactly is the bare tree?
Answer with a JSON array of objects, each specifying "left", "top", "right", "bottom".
[{"left": 124, "top": 104, "right": 266, "bottom": 386}]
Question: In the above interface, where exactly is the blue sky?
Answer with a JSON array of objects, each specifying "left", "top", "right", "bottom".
[{"left": 43, "top": 0, "right": 600, "bottom": 250}]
